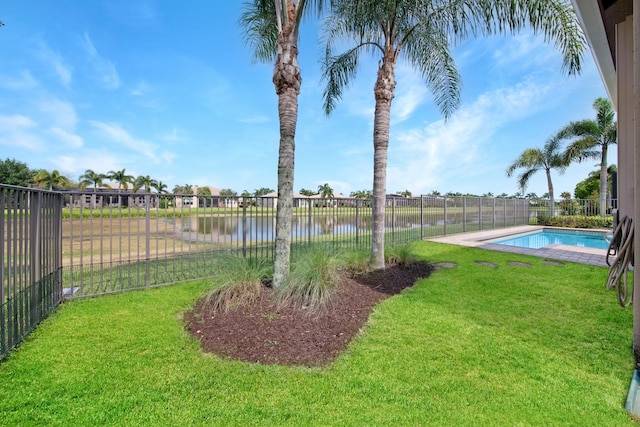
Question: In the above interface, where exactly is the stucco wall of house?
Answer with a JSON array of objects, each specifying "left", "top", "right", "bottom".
[{"left": 617, "top": 15, "right": 635, "bottom": 219}]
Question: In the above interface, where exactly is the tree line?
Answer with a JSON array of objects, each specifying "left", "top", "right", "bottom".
[{"left": 0, "top": 164, "right": 171, "bottom": 194}]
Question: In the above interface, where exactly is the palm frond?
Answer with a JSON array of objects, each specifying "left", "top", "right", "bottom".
[
  {"left": 489, "top": 0, "right": 586, "bottom": 75},
  {"left": 404, "top": 22, "right": 461, "bottom": 120},
  {"left": 518, "top": 168, "right": 539, "bottom": 192},
  {"left": 322, "top": 46, "right": 364, "bottom": 115},
  {"left": 239, "top": 0, "right": 279, "bottom": 64}
]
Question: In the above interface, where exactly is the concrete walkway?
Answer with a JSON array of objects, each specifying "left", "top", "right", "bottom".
[{"left": 428, "top": 226, "right": 610, "bottom": 267}]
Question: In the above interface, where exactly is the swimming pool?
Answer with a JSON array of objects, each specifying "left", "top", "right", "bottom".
[{"left": 491, "top": 229, "right": 609, "bottom": 250}]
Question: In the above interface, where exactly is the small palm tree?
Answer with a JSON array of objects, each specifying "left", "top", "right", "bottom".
[
  {"left": 107, "top": 168, "right": 133, "bottom": 207},
  {"left": 506, "top": 136, "right": 570, "bottom": 217},
  {"left": 152, "top": 180, "right": 168, "bottom": 194},
  {"left": 317, "top": 183, "right": 334, "bottom": 199},
  {"left": 78, "top": 169, "right": 106, "bottom": 191},
  {"left": 299, "top": 188, "right": 316, "bottom": 196},
  {"left": 350, "top": 189, "right": 373, "bottom": 199},
  {"left": 33, "top": 169, "right": 70, "bottom": 191},
  {"left": 107, "top": 169, "right": 134, "bottom": 192},
  {"left": 133, "top": 175, "right": 157, "bottom": 193},
  {"left": 322, "top": 0, "right": 585, "bottom": 269},
  {"left": 559, "top": 97, "right": 617, "bottom": 216}
]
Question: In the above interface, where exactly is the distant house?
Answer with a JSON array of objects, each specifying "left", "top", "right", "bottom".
[
  {"left": 257, "top": 192, "right": 312, "bottom": 208},
  {"left": 174, "top": 186, "right": 239, "bottom": 209},
  {"left": 68, "top": 187, "right": 120, "bottom": 209},
  {"left": 307, "top": 193, "right": 354, "bottom": 207}
]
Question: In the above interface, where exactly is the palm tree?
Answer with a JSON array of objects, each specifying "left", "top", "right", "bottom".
[
  {"left": 133, "top": 175, "right": 157, "bottom": 193},
  {"left": 78, "top": 169, "right": 106, "bottom": 191},
  {"left": 506, "top": 135, "right": 570, "bottom": 217},
  {"left": 253, "top": 187, "right": 274, "bottom": 197},
  {"left": 107, "top": 168, "right": 133, "bottom": 207},
  {"left": 197, "top": 186, "right": 212, "bottom": 196},
  {"left": 107, "top": 169, "right": 133, "bottom": 192},
  {"left": 317, "top": 183, "right": 334, "bottom": 198},
  {"left": 350, "top": 189, "right": 373, "bottom": 199},
  {"left": 299, "top": 188, "right": 316, "bottom": 196},
  {"left": 322, "top": 0, "right": 585, "bottom": 269},
  {"left": 558, "top": 97, "right": 617, "bottom": 216},
  {"left": 33, "top": 169, "right": 70, "bottom": 191},
  {"left": 240, "top": 0, "right": 330, "bottom": 288},
  {"left": 152, "top": 180, "right": 168, "bottom": 194}
]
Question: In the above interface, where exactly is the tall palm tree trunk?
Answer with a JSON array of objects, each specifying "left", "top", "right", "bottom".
[
  {"left": 272, "top": 16, "right": 301, "bottom": 289},
  {"left": 599, "top": 144, "right": 608, "bottom": 216},
  {"left": 546, "top": 169, "right": 555, "bottom": 217},
  {"left": 370, "top": 54, "right": 396, "bottom": 269}
]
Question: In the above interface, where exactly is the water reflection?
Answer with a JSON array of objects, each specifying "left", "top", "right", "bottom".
[{"left": 171, "top": 210, "right": 524, "bottom": 242}]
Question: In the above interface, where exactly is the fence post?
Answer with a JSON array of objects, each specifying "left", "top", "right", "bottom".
[
  {"left": 492, "top": 198, "right": 496, "bottom": 229},
  {"left": 391, "top": 198, "right": 396, "bottom": 246},
  {"left": 308, "top": 198, "right": 312, "bottom": 247},
  {"left": 145, "top": 194, "right": 151, "bottom": 288},
  {"left": 478, "top": 197, "right": 483, "bottom": 231},
  {"left": 29, "top": 191, "right": 42, "bottom": 323},
  {"left": 444, "top": 197, "right": 448, "bottom": 236},
  {"left": 463, "top": 197, "right": 467, "bottom": 233},
  {"left": 242, "top": 201, "right": 248, "bottom": 259},
  {"left": 420, "top": 196, "right": 424, "bottom": 240},
  {"left": 355, "top": 199, "right": 360, "bottom": 247}
]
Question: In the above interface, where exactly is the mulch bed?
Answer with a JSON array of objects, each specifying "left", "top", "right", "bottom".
[{"left": 184, "top": 262, "right": 434, "bottom": 367}]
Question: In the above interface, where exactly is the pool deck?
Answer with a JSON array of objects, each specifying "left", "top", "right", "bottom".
[{"left": 428, "top": 225, "right": 610, "bottom": 267}]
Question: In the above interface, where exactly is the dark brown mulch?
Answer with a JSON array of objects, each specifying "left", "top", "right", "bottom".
[{"left": 184, "top": 261, "right": 434, "bottom": 367}]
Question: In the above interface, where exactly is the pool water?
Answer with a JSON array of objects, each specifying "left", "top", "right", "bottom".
[{"left": 492, "top": 229, "right": 609, "bottom": 250}]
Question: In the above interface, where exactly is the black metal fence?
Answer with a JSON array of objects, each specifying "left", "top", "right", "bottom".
[
  {"left": 1, "top": 185, "right": 63, "bottom": 359},
  {"left": 2, "top": 186, "right": 537, "bottom": 358},
  {"left": 60, "top": 191, "right": 531, "bottom": 299}
]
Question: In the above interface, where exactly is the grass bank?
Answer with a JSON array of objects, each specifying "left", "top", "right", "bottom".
[{"left": 0, "top": 241, "right": 634, "bottom": 425}]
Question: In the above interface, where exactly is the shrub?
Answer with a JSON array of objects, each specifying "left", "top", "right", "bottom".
[
  {"left": 546, "top": 215, "right": 613, "bottom": 229},
  {"left": 337, "top": 247, "right": 370, "bottom": 275},
  {"left": 204, "top": 255, "right": 272, "bottom": 313},
  {"left": 385, "top": 244, "right": 418, "bottom": 265},
  {"left": 535, "top": 212, "right": 551, "bottom": 226},
  {"left": 277, "top": 247, "right": 341, "bottom": 312}
]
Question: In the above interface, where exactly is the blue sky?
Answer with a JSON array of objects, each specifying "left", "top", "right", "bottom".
[{"left": 0, "top": 1, "right": 611, "bottom": 197}]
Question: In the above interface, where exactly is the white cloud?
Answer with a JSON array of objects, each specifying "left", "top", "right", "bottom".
[
  {"left": 392, "top": 65, "right": 429, "bottom": 123},
  {"left": 54, "top": 153, "right": 121, "bottom": 176},
  {"left": 88, "top": 120, "right": 174, "bottom": 164},
  {"left": 0, "top": 114, "right": 44, "bottom": 150},
  {"left": 48, "top": 127, "right": 83, "bottom": 148},
  {"left": 36, "top": 41, "right": 72, "bottom": 88},
  {"left": 37, "top": 98, "right": 78, "bottom": 129},
  {"left": 0, "top": 70, "right": 39, "bottom": 91},
  {"left": 82, "top": 33, "right": 120, "bottom": 90},
  {"left": 388, "top": 79, "right": 556, "bottom": 194},
  {"left": 491, "top": 33, "right": 556, "bottom": 73}
]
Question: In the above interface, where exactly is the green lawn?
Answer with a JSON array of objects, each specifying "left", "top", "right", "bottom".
[{"left": 0, "top": 241, "right": 634, "bottom": 426}]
